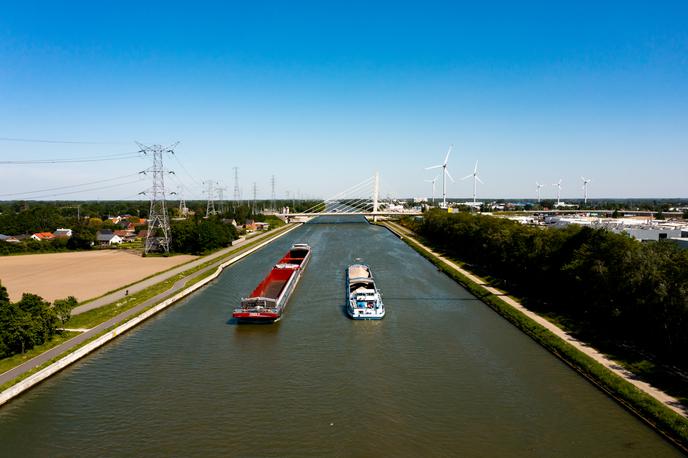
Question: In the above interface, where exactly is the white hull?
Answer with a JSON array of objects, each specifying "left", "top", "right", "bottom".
[{"left": 346, "top": 264, "right": 385, "bottom": 320}]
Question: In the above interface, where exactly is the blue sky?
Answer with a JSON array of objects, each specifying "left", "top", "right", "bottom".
[{"left": 1, "top": 1, "right": 686, "bottom": 200}]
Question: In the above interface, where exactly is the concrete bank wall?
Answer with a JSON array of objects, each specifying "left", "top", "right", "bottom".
[{"left": 0, "top": 224, "right": 301, "bottom": 407}]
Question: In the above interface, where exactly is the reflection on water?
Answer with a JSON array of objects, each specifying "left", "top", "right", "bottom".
[{"left": 0, "top": 217, "right": 680, "bottom": 457}]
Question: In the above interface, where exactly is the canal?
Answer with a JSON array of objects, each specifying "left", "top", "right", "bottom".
[{"left": 0, "top": 217, "right": 680, "bottom": 456}]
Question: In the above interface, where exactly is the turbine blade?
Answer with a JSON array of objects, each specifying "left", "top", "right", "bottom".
[
  {"left": 445, "top": 168, "right": 455, "bottom": 182},
  {"left": 425, "top": 165, "right": 442, "bottom": 170},
  {"left": 476, "top": 176, "right": 484, "bottom": 184},
  {"left": 461, "top": 174, "right": 473, "bottom": 181},
  {"left": 474, "top": 160, "right": 478, "bottom": 173},
  {"left": 444, "top": 145, "right": 453, "bottom": 165}
]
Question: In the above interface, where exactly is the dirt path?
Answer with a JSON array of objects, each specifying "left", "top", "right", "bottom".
[{"left": 383, "top": 221, "right": 687, "bottom": 418}]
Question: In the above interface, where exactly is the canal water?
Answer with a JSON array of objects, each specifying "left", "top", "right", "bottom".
[{"left": 0, "top": 218, "right": 680, "bottom": 457}]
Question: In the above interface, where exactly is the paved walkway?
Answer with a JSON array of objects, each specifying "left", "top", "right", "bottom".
[
  {"left": 383, "top": 221, "right": 688, "bottom": 418},
  {"left": 0, "top": 226, "right": 296, "bottom": 388}
]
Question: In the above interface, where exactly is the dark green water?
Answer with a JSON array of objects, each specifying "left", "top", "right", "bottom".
[{"left": 0, "top": 218, "right": 681, "bottom": 457}]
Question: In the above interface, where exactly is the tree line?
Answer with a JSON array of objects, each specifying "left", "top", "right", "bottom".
[
  {"left": 170, "top": 216, "right": 237, "bottom": 255},
  {"left": 404, "top": 210, "right": 688, "bottom": 368},
  {"left": 0, "top": 200, "right": 302, "bottom": 256},
  {"left": 0, "top": 282, "right": 75, "bottom": 358}
]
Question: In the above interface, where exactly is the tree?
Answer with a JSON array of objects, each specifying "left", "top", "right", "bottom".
[
  {"left": 53, "top": 296, "right": 77, "bottom": 326},
  {"left": 67, "top": 226, "right": 95, "bottom": 250},
  {"left": 0, "top": 281, "right": 8, "bottom": 304}
]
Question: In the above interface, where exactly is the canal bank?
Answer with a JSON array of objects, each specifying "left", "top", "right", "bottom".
[
  {"left": 0, "top": 216, "right": 681, "bottom": 456},
  {"left": 381, "top": 220, "right": 688, "bottom": 451},
  {"left": 0, "top": 223, "right": 302, "bottom": 406}
]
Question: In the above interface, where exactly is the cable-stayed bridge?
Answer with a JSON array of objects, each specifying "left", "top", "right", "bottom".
[{"left": 278, "top": 173, "right": 422, "bottom": 219}]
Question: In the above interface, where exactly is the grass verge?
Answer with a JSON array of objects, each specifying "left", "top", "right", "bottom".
[
  {"left": 0, "top": 332, "right": 79, "bottom": 376},
  {"left": 383, "top": 222, "right": 688, "bottom": 452}
]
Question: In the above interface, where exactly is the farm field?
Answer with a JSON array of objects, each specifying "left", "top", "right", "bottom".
[{"left": 0, "top": 250, "right": 197, "bottom": 302}]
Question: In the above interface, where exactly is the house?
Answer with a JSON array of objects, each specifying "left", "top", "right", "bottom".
[
  {"left": 96, "top": 230, "right": 123, "bottom": 246},
  {"left": 31, "top": 232, "right": 55, "bottom": 241},
  {"left": 53, "top": 228, "right": 73, "bottom": 238},
  {"left": 0, "top": 234, "right": 19, "bottom": 243},
  {"left": 254, "top": 222, "right": 270, "bottom": 231},
  {"left": 137, "top": 230, "right": 149, "bottom": 239},
  {"left": 244, "top": 219, "right": 257, "bottom": 232},
  {"left": 114, "top": 230, "right": 136, "bottom": 242},
  {"left": 222, "top": 219, "right": 238, "bottom": 227}
]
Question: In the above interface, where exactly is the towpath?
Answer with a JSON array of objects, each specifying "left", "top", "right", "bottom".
[
  {"left": 383, "top": 220, "right": 688, "bottom": 418},
  {"left": 0, "top": 225, "right": 296, "bottom": 388}
]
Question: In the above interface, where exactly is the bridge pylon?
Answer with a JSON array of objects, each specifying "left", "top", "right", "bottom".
[{"left": 372, "top": 172, "right": 380, "bottom": 222}]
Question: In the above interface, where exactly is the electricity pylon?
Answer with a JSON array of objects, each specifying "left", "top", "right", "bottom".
[
  {"left": 138, "top": 142, "right": 176, "bottom": 254},
  {"left": 232, "top": 167, "right": 240, "bottom": 209},
  {"left": 204, "top": 180, "right": 217, "bottom": 217}
]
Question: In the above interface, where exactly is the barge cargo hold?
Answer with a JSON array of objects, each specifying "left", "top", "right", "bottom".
[{"left": 232, "top": 243, "right": 311, "bottom": 323}]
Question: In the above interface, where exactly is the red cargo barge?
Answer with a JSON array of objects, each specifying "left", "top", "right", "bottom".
[{"left": 232, "top": 243, "right": 311, "bottom": 323}]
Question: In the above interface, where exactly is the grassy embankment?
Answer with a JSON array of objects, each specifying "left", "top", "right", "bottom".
[
  {"left": 0, "top": 224, "right": 295, "bottom": 388},
  {"left": 383, "top": 221, "right": 688, "bottom": 451}
]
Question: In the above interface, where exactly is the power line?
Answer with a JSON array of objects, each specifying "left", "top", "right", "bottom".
[
  {"left": 0, "top": 173, "right": 141, "bottom": 197},
  {"left": 0, "top": 152, "right": 141, "bottom": 164},
  {"left": 171, "top": 150, "right": 202, "bottom": 186},
  {"left": 0, "top": 136, "right": 129, "bottom": 145},
  {"left": 14, "top": 179, "right": 144, "bottom": 200}
]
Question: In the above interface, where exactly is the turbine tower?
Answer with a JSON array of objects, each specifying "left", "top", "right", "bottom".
[
  {"left": 425, "top": 145, "right": 454, "bottom": 208},
  {"left": 424, "top": 175, "right": 439, "bottom": 204},
  {"left": 581, "top": 176, "right": 592, "bottom": 205},
  {"left": 138, "top": 142, "right": 176, "bottom": 255},
  {"left": 552, "top": 179, "right": 562, "bottom": 206},
  {"left": 536, "top": 182, "right": 544, "bottom": 202},
  {"left": 461, "top": 160, "right": 483, "bottom": 204}
]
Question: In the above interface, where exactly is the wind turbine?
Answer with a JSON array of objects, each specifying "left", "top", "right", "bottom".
[
  {"left": 552, "top": 179, "right": 562, "bottom": 206},
  {"left": 425, "top": 145, "right": 454, "bottom": 208},
  {"left": 424, "top": 175, "right": 439, "bottom": 204},
  {"left": 536, "top": 182, "right": 544, "bottom": 202},
  {"left": 581, "top": 176, "right": 592, "bottom": 204},
  {"left": 461, "top": 160, "right": 483, "bottom": 204}
]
